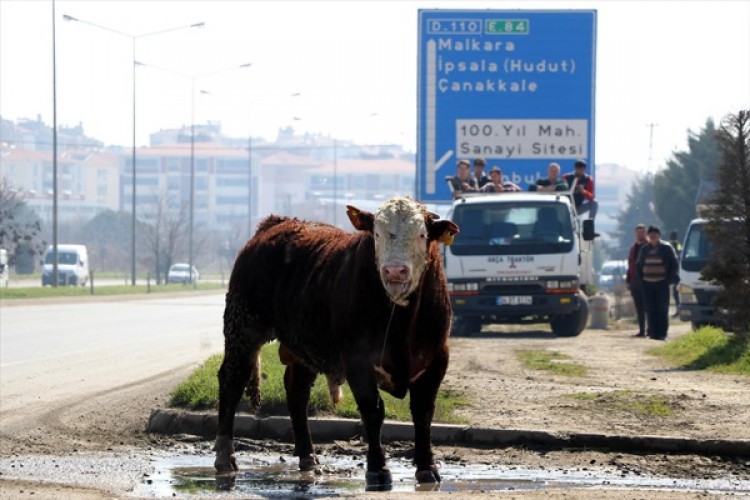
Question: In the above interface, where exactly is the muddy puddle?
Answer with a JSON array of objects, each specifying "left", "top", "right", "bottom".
[{"left": 137, "top": 453, "right": 750, "bottom": 498}]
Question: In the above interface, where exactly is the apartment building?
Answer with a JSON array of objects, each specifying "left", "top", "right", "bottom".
[{"left": 0, "top": 146, "right": 120, "bottom": 226}]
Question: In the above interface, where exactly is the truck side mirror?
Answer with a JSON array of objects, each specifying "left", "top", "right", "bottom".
[{"left": 582, "top": 219, "right": 596, "bottom": 241}]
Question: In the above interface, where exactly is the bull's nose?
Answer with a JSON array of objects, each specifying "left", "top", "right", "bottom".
[{"left": 382, "top": 264, "right": 409, "bottom": 282}]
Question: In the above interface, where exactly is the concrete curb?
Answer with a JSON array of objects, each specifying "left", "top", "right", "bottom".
[{"left": 147, "top": 409, "right": 750, "bottom": 457}]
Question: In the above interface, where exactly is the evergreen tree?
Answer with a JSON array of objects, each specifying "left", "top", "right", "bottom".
[
  {"left": 653, "top": 119, "right": 720, "bottom": 239},
  {"left": 605, "top": 172, "right": 662, "bottom": 260},
  {"left": 702, "top": 110, "right": 750, "bottom": 337}
]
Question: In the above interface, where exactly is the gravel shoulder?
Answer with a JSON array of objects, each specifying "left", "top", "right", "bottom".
[{"left": 445, "top": 321, "right": 749, "bottom": 441}]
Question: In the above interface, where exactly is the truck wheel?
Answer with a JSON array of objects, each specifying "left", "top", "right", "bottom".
[
  {"left": 451, "top": 317, "right": 482, "bottom": 337},
  {"left": 550, "top": 291, "right": 589, "bottom": 337}
]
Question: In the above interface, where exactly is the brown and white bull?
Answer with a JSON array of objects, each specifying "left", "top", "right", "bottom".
[{"left": 214, "top": 196, "right": 459, "bottom": 485}]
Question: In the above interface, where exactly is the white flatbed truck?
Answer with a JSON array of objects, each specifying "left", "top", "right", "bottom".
[{"left": 443, "top": 187, "right": 596, "bottom": 337}]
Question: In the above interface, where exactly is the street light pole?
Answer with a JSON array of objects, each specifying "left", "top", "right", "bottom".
[
  {"left": 243, "top": 130, "right": 259, "bottom": 240},
  {"left": 52, "top": 0, "right": 59, "bottom": 287},
  {"left": 138, "top": 62, "right": 251, "bottom": 287},
  {"left": 63, "top": 15, "right": 204, "bottom": 285},
  {"left": 190, "top": 78, "right": 196, "bottom": 288},
  {"left": 333, "top": 139, "right": 338, "bottom": 227},
  {"left": 247, "top": 92, "right": 301, "bottom": 237}
]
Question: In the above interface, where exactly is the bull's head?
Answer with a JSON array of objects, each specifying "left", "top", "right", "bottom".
[{"left": 347, "top": 197, "right": 459, "bottom": 306}]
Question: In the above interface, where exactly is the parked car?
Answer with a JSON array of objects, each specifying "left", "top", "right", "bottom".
[
  {"left": 597, "top": 259, "right": 627, "bottom": 293},
  {"left": 167, "top": 263, "right": 199, "bottom": 284},
  {"left": 0, "top": 248, "right": 8, "bottom": 288},
  {"left": 41, "top": 244, "right": 89, "bottom": 286}
]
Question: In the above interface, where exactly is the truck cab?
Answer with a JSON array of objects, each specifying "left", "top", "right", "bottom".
[
  {"left": 444, "top": 191, "right": 595, "bottom": 337},
  {"left": 678, "top": 218, "right": 721, "bottom": 329}
]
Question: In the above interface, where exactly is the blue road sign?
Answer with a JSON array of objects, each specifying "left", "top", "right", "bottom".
[{"left": 417, "top": 10, "right": 597, "bottom": 201}]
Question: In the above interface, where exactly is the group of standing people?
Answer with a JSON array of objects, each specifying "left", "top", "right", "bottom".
[
  {"left": 450, "top": 158, "right": 598, "bottom": 220},
  {"left": 626, "top": 224, "right": 680, "bottom": 340}
]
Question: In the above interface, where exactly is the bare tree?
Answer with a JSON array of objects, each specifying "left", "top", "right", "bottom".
[{"left": 140, "top": 189, "right": 190, "bottom": 284}]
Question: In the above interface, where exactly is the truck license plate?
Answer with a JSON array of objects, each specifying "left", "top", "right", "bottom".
[{"left": 497, "top": 295, "right": 533, "bottom": 305}]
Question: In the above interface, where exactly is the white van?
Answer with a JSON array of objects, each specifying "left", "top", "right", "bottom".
[
  {"left": 41, "top": 244, "right": 89, "bottom": 286},
  {"left": 0, "top": 248, "right": 8, "bottom": 287}
]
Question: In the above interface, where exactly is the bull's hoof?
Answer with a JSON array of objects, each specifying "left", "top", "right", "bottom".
[
  {"left": 214, "top": 454, "right": 238, "bottom": 473},
  {"left": 213, "top": 435, "right": 238, "bottom": 473},
  {"left": 298, "top": 455, "right": 319, "bottom": 472},
  {"left": 365, "top": 469, "right": 392, "bottom": 487},
  {"left": 415, "top": 466, "right": 441, "bottom": 483},
  {"left": 214, "top": 473, "right": 236, "bottom": 491}
]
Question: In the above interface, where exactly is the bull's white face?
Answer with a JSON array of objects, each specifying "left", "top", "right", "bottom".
[{"left": 372, "top": 198, "right": 429, "bottom": 306}]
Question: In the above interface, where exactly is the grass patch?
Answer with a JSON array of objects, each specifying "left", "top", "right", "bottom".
[
  {"left": 170, "top": 343, "right": 468, "bottom": 424},
  {"left": 517, "top": 349, "right": 588, "bottom": 377},
  {"left": 0, "top": 282, "right": 226, "bottom": 300},
  {"left": 648, "top": 326, "right": 750, "bottom": 375},
  {"left": 567, "top": 390, "right": 675, "bottom": 417}
]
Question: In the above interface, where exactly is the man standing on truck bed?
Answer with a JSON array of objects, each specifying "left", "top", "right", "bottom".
[
  {"left": 626, "top": 224, "right": 650, "bottom": 337},
  {"left": 637, "top": 226, "right": 679, "bottom": 340}
]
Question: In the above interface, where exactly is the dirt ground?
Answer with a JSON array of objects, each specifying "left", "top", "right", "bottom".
[
  {"left": 1, "top": 317, "right": 749, "bottom": 499},
  {"left": 446, "top": 320, "right": 750, "bottom": 441}
]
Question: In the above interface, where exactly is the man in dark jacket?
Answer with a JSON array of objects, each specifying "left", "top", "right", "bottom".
[
  {"left": 529, "top": 162, "right": 568, "bottom": 192},
  {"left": 564, "top": 160, "right": 598, "bottom": 219},
  {"left": 627, "top": 224, "right": 650, "bottom": 337},
  {"left": 472, "top": 157, "right": 489, "bottom": 189},
  {"left": 636, "top": 226, "right": 679, "bottom": 340}
]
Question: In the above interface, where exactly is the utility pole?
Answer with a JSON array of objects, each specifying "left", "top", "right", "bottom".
[{"left": 647, "top": 122, "right": 658, "bottom": 172}]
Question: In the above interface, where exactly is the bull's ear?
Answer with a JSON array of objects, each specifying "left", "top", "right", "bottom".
[
  {"left": 346, "top": 205, "right": 374, "bottom": 232},
  {"left": 428, "top": 219, "right": 459, "bottom": 245}
]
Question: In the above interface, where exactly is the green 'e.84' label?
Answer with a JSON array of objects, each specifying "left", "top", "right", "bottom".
[{"left": 485, "top": 19, "right": 529, "bottom": 35}]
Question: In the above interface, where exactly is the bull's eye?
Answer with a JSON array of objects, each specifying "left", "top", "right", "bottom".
[{"left": 374, "top": 231, "right": 381, "bottom": 239}]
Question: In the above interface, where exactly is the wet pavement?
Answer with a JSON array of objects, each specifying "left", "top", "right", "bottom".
[
  {"left": 2, "top": 448, "right": 750, "bottom": 498},
  {"left": 138, "top": 453, "right": 750, "bottom": 498}
]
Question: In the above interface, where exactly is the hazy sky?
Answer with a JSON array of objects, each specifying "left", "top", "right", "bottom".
[{"left": 1, "top": 0, "right": 748, "bottom": 174}]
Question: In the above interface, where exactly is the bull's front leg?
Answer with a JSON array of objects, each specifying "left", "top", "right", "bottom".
[
  {"left": 346, "top": 362, "right": 390, "bottom": 486},
  {"left": 409, "top": 346, "right": 449, "bottom": 483}
]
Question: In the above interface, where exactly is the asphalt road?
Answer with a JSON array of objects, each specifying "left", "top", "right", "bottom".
[{"left": 0, "top": 293, "right": 225, "bottom": 415}]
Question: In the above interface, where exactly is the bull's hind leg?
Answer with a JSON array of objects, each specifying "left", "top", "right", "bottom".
[
  {"left": 215, "top": 296, "right": 269, "bottom": 473},
  {"left": 280, "top": 345, "right": 319, "bottom": 471},
  {"left": 215, "top": 342, "right": 261, "bottom": 473}
]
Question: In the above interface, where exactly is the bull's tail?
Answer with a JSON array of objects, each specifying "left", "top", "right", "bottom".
[{"left": 245, "top": 352, "right": 262, "bottom": 410}]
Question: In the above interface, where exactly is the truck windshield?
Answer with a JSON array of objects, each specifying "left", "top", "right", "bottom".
[
  {"left": 682, "top": 223, "right": 713, "bottom": 272},
  {"left": 449, "top": 202, "right": 574, "bottom": 255},
  {"left": 45, "top": 251, "right": 78, "bottom": 265}
]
